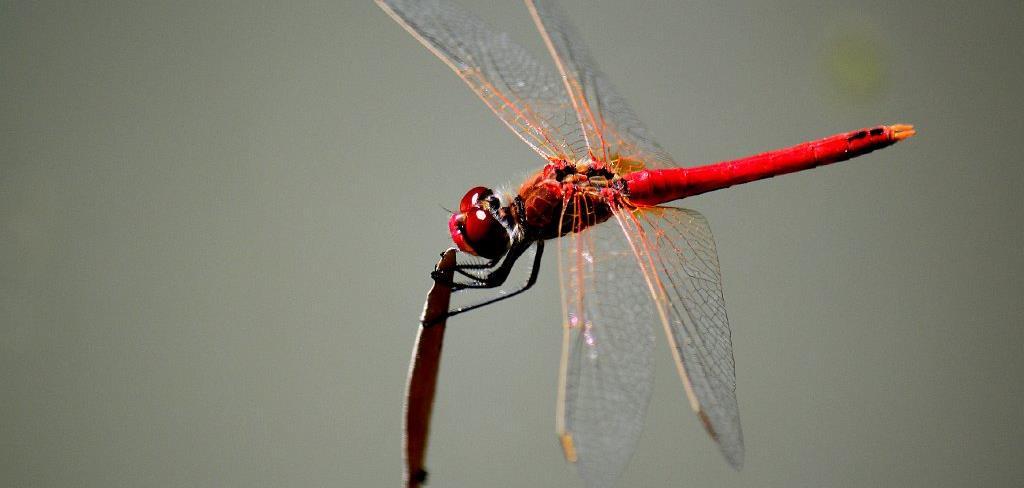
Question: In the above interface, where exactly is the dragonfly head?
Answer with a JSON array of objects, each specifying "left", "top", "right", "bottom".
[{"left": 449, "top": 186, "right": 512, "bottom": 260}]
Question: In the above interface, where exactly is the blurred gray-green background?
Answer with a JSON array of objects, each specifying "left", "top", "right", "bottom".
[{"left": 3, "top": 1, "right": 1022, "bottom": 486}]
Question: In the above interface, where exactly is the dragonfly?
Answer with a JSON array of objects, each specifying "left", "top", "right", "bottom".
[{"left": 377, "top": 0, "right": 914, "bottom": 486}]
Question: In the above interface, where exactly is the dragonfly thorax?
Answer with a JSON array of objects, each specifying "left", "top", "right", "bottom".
[{"left": 516, "top": 162, "right": 622, "bottom": 241}]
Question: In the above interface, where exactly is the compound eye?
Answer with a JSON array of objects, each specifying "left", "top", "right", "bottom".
[
  {"left": 459, "top": 186, "right": 493, "bottom": 213},
  {"left": 462, "top": 208, "right": 510, "bottom": 259}
]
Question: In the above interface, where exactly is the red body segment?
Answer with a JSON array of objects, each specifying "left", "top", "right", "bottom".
[{"left": 624, "top": 124, "right": 915, "bottom": 206}]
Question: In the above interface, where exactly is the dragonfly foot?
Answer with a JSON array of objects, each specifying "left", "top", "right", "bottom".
[{"left": 430, "top": 267, "right": 474, "bottom": 293}]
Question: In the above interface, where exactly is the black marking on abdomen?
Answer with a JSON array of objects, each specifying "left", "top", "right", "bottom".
[{"left": 847, "top": 130, "right": 868, "bottom": 141}]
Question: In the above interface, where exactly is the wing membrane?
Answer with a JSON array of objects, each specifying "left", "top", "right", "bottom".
[
  {"left": 376, "top": 0, "right": 589, "bottom": 162},
  {"left": 527, "top": 0, "right": 678, "bottom": 172},
  {"left": 555, "top": 194, "right": 657, "bottom": 488},
  {"left": 614, "top": 206, "right": 744, "bottom": 469}
]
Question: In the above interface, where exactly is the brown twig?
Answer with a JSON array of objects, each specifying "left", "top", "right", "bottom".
[{"left": 403, "top": 249, "right": 456, "bottom": 487}]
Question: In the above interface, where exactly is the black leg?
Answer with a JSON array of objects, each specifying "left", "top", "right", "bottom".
[
  {"left": 422, "top": 241, "right": 544, "bottom": 324},
  {"left": 429, "top": 257, "right": 499, "bottom": 284},
  {"left": 431, "top": 242, "right": 525, "bottom": 291}
]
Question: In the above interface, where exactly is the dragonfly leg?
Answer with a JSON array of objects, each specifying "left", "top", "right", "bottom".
[
  {"left": 423, "top": 241, "right": 544, "bottom": 324},
  {"left": 429, "top": 241, "right": 526, "bottom": 291},
  {"left": 429, "top": 257, "right": 500, "bottom": 286},
  {"left": 451, "top": 265, "right": 499, "bottom": 284},
  {"left": 450, "top": 240, "right": 533, "bottom": 291}
]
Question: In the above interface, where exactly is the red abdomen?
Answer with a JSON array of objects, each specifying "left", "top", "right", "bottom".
[{"left": 624, "top": 124, "right": 915, "bottom": 206}]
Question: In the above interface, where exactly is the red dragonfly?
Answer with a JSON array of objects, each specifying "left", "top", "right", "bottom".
[{"left": 378, "top": 0, "right": 914, "bottom": 486}]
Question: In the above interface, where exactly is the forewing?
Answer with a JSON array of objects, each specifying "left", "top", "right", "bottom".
[
  {"left": 376, "top": 0, "right": 589, "bottom": 162},
  {"left": 527, "top": 0, "right": 678, "bottom": 172},
  {"left": 614, "top": 206, "right": 744, "bottom": 469},
  {"left": 555, "top": 196, "right": 656, "bottom": 488}
]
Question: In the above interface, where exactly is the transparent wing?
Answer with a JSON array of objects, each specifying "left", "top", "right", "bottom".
[
  {"left": 614, "top": 206, "right": 744, "bottom": 469},
  {"left": 555, "top": 195, "right": 657, "bottom": 488},
  {"left": 376, "top": 0, "right": 589, "bottom": 162},
  {"left": 527, "top": 0, "right": 679, "bottom": 172}
]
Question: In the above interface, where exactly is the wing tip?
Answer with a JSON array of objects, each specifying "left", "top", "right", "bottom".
[
  {"left": 698, "top": 408, "right": 745, "bottom": 470},
  {"left": 560, "top": 433, "right": 578, "bottom": 463},
  {"left": 724, "top": 447, "right": 745, "bottom": 471}
]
